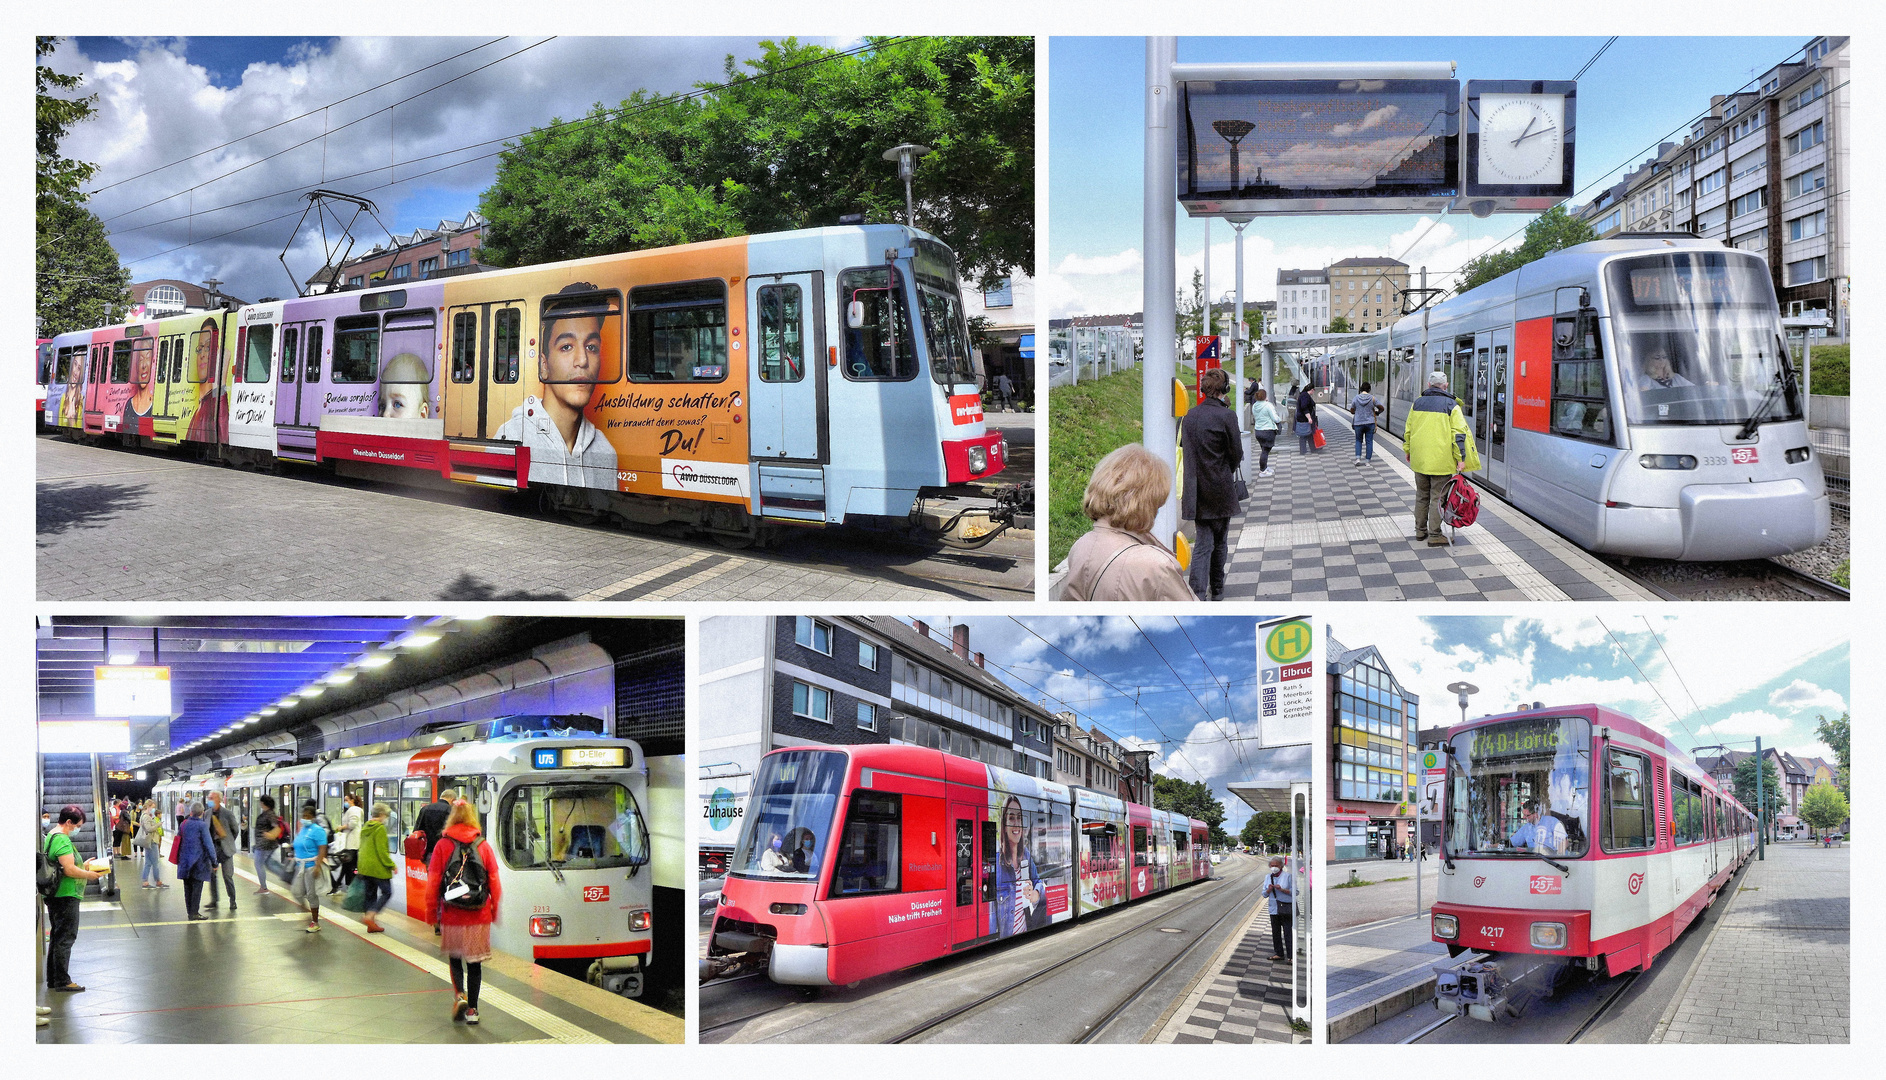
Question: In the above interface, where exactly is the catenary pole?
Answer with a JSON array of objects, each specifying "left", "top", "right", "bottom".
[{"left": 1143, "top": 37, "right": 1179, "bottom": 544}]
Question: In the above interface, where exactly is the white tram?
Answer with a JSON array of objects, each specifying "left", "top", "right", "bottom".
[
  {"left": 1311, "top": 236, "right": 1829, "bottom": 560},
  {"left": 156, "top": 715, "right": 655, "bottom": 997}
]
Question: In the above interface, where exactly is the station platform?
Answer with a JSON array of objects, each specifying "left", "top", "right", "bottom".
[
  {"left": 1652, "top": 841, "right": 1849, "bottom": 1043},
  {"left": 36, "top": 857, "right": 682, "bottom": 1044},
  {"left": 1325, "top": 911, "right": 1451, "bottom": 1042},
  {"left": 1153, "top": 900, "right": 1305, "bottom": 1044},
  {"left": 1214, "top": 405, "right": 1656, "bottom": 601}
]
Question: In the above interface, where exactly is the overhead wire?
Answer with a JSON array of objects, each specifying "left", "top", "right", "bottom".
[
  {"left": 1596, "top": 617, "right": 1702, "bottom": 749},
  {"left": 1134, "top": 615, "right": 1247, "bottom": 770}
]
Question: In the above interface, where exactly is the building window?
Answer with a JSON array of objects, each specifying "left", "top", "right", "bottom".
[
  {"left": 1785, "top": 80, "right": 1825, "bottom": 114},
  {"left": 1786, "top": 256, "right": 1827, "bottom": 286},
  {"left": 1729, "top": 108, "right": 1765, "bottom": 142},
  {"left": 418, "top": 257, "right": 439, "bottom": 278},
  {"left": 858, "top": 639, "right": 877, "bottom": 671},
  {"left": 1785, "top": 165, "right": 1826, "bottom": 199},
  {"left": 1730, "top": 152, "right": 1764, "bottom": 182},
  {"left": 1594, "top": 210, "right": 1621, "bottom": 234},
  {"left": 794, "top": 617, "right": 832, "bottom": 654},
  {"left": 347, "top": 275, "right": 365, "bottom": 288},
  {"left": 982, "top": 277, "right": 1013, "bottom": 308},
  {"left": 1788, "top": 211, "right": 1826, "bottom": 242},
  {"left": 791, "top": 681, "right": 831, "bottom": 722},
  {"left": 1734, "top": 228, "right": 1769, "bottom": 252},
  {"left": 389, "top": 263, "right": 412, "bottom": 281},
  {"left": 1729, "top": 187, "right": 1766, "bottom": 219},
  {"left": 447, "top": 248, "right": 471, "bottom": 267},
  {"left": 857, "top": 702, "right": 877, "bottom": 732},
  {"left": 1695, "top": 168, "right": 1725, "bottom": 197},
  {"left": 1785, "top": 121, "right": 1824, "bottom": 156}
]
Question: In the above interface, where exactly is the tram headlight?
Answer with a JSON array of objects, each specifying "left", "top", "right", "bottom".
[
  {"left": 629, "top": 909, "right": 653, "bottom": 932},
  {"left": 530, "top": 914, "right": 562, "bottom": 937},
  {"left": 1785, "top": 446, "right": 1811, "bottom": 464},
  {"left": 967, "top": 445, "right": 989, "bottom": 474},
  {"left": 1638, "top": 454, "right": 1698, "bottom": 470},
  {"left": 770, "top": 902, "right": 808, "bottom": 915},
  {"left": 1433, "top": 913, "right": 1458, "bottom": 940},
  {"left": 1531, "top": 921, "right": 1567, "bottom": 949}
]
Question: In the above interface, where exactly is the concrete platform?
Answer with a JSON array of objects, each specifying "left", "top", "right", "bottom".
[
  {"left": 1325, "top": 911, "right": 1452, "bottom": 1043},
  {"left": 36, "top": 858, "right": 681, "bottom": 1044},
  {"left": 1211, "top": 406, "right": 1657, "bottom": 602},
  {"left": 1152, "top": 901, "right": 1306, "bottom": 1044}
]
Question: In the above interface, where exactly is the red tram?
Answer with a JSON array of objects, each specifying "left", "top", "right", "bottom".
[
  {"left": 707, "top": 744, "right": 1210, "bottom": 986},
  {"left": 1430, "top": 704, "right": 1757, "bottom": 1020}
]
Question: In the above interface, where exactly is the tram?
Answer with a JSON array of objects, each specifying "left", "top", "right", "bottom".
[
  {"left": 1429, "top": 703, "right": 1756, "bottom": 1020},
  {"left": 1306, "top": 236, "right": 1829, "bottom": 560},
  {"left": 706, "top": 744, "right": 1210, "bottom": 987},
  {"left": 43, "top": 224, "right": 1008, "bottom": 545},
  {"left": 154, "top": 715, "right": 656, "bottom": 997}
]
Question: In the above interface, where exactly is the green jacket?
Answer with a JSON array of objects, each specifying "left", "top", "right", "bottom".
[
  {"left": 1404, "top": 387, "right": 1481, "bottom": 476},
  {"left": 355, "top": 820, "right": 396, "bottom": 879}
]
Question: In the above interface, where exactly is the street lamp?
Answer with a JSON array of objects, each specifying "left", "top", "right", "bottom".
[
  {"left": 882, "top": 143, "right": 932, "bottom": 228},
  {"left": 1212, "top": 119, "right": 1257, "bottom": 193},
  {"left": 1445, "top": 681, "right": 1479, "bottom": 726}
]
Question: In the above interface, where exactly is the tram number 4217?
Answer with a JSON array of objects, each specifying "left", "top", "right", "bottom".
[{"left": 1480, "top": 925, "right": 1505, "bottom": 939}]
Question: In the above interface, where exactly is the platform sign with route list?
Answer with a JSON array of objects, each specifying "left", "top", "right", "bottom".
[
  {"left": 93, "top": 666, "right": 171, "bottom": 717},
  {"left": 1257, "top": 617, "right": 1316, "bottom": 745}
]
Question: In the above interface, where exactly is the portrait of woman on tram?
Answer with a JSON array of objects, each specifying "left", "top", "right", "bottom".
[{"left": 991, "top": 795, "right": 1048, "bottom": 938}]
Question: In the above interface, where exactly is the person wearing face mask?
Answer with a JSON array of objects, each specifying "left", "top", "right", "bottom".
[{"left": 44, "top": 807, "right": 110, "bottom": 993}]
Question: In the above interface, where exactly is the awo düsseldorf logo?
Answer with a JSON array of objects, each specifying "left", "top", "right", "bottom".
[
  {"left": 660, "top": 458, "right": 748, "bottom": 498},
  {"left": 1628, "top": 872, "right": 1645, "bottom": 895}
]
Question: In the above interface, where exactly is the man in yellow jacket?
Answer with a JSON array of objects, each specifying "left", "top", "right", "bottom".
[{"left": 1404, "top": 371, "right": 1480, "bottom": 546}]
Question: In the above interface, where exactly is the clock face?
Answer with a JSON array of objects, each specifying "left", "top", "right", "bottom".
[{"left": 1478, "top": 93, "right": 1565, "bottom": 186}]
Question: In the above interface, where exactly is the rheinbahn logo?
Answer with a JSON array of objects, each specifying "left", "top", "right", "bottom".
[
  {"left": 1627, "top": 872, "right": 1645, "bottom": 895},
  {"left": 1473, "top": 876, "right": 1485, "bottom": 888}
]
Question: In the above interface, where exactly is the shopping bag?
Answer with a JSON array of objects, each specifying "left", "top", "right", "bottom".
[
  {"left": 341, "top": 876, "right": 369, "bottom": 912},
  {"left": 1312, "top": 427, "right": 1327, "bottom": 449}
]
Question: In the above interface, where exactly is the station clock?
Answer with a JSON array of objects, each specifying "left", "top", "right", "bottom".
[{"left": 1464, "top": 80, "right": 1577, "bottom": 202}]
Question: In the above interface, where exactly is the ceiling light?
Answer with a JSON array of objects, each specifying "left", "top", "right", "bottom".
[
  {"left": 401, "top": 632, "right": 441, "bottom": 648},
  {"left": 277, "top": 697, "right": 299, "bottom": 708},
  {"left": 325, "top": 669, "right": 357, "bottom": 684},
  {"left": 301, "top": 685, "right": 325, "bottom": 698},
  {"left": 108, "top": 652, "right": 139, "bottom": 665},
  {"left": 360, "top": 653, "right": 393, "bottom": 668},
  {"left": 260, "top": 707, "right": 278, "bottom": 716}
]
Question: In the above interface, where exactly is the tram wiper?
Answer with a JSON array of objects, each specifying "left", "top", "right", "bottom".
[
  {"left": 1527, "top": 850, "right": 1570, "bottom": 874},
  {"left": 547, "top": 858, "right": 566, "bottom": 884},
  {"left": 1735, "top": 368, "right": 1790, "bottom": 440}
]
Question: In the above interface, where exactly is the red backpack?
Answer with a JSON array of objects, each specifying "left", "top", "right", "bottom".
[{"left": 1441, "top": 472, "right": 1480, "bottom": 529}]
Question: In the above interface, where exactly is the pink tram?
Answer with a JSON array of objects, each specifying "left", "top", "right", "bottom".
[
  {"left": 1430, "top": 704, "right": 1757, "bottom": 1020},
  {"left": 706, "top": 744, "right": 1210, "bottom": 987}
]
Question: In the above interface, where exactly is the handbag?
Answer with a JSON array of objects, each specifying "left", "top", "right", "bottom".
[
  {"left": 403, "top": 830, "right": 428, "bottom": 862},
  {"left": 1233, "top": 477, "right": 1250, "bottom": 502},
  {"left": 1312, "top": 427, "right": 1327, "bottom": 449},
  {"left": 341, "top": 875, "right": 369, "bottom": 913},
  {"left": 168, "top": 833, "right": 182, "bottom": 865}
]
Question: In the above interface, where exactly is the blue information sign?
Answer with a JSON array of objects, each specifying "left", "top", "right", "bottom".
[{"left": 532, "top": 747, "right": 559, "bottom": 769}]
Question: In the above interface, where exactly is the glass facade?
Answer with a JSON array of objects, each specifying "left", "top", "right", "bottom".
[{"left": 1335, "top": 657, "right": 1416, "bottom": 804}]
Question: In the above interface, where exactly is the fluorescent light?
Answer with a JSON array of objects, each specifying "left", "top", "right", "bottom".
[
  {"left": 108, "top": 652, "right": 139, "bottom": 665},
  {"left": 360, "top": 653, "right": 393, "bottom": 668},
  {"left": 325, "top": 669, "right": 357, "bottom": 684},
  {"left": 301, "top": 685, "right": 325, "bottom": 698},
  {"left": 260, "top": 707, "right": 278, "bottom": 716},
  {"left": 277, "top": 696, "right": 299, "bottom": 707},
  {"left": 401, "top": 632, "right": 440, "bottom": 648}
]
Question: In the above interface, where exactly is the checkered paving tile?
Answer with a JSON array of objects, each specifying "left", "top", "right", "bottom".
[{"left": 1159, "top": 908, "right": 1305, "bottom": 1044}]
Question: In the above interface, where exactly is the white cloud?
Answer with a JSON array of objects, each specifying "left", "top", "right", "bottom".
[
  {"left": 1695, "top": 711, "right": 1791, "bottom": 738},
  {"left": 1767, "top": 679, "right": 1846, "bottom": 715}
]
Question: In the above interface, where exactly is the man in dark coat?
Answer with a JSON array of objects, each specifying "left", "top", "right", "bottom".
[
  {"left": 414, "top": 788, "right": 457, "bottom": 861},
  {"left": 1181, "top": 367, "right": 1244, "bottom": 601}
]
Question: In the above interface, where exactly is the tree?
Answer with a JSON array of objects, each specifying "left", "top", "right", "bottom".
[
  {"left": 1153, "top": 774, "right": 1229, "bottom": 847},
  {"left": 1815, "top": 712, "right": 1849, "bottom": 789},
  {"left": 1799, "top": 782, "right": 1848, "bottom": 838},
  {"left": 478, "top": 36, "right": 1032, "bottom": 286},
  {"left": 1241, "top": 810, "right": 1289, "bottom": 852},
  {"left": 1733, "top": 754, "right": 1785, "bottom": 837},
  {"left": 1176, "top": 269, "right": 1206, "bottom": 341},
  {"left": 1327, "top": 315, "right": 1353, "bottom": 334},
  {"left": 1455, "top": 205, "right": 1598, "bottom": 293},
  {"left": 37, "top": 37, "right": 128, "bottom": 336}
]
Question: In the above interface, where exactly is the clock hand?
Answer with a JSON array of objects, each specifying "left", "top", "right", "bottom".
[
  {"left": 1509, "top": 116, "right": 1538, "bottom": 147},
  {"left": 1513, "top": 125, "right": 1556, "bottom": 145}
]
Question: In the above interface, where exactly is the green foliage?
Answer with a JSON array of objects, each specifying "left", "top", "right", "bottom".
[
  {"left": 1815, "top": 712, "right": 1850, "bottom": 788},
  {"left": 1801, "top": 343, "right": 1848, "bottom": 396},
  {"left": 1800, "top": 782, "right": 1848, "bottom": 834},
  {"left": 36, "top": 37, "right": 127, "bottom": 336},
  {"left": 478, "top": 36, "right": 1032, "bottom": 286},
  {"left": 1455, "top": 206, "right": 1598, "bottom": 294},
  {"left": 1153, "top": 774, "right": 1229, "bottom": 847},
  {"left": 1831, "top": 560, "right": 1850, "bottom": 589},
  {"left": 1241, "top": 810, "right": 1290, "bottom": 851},
  {"left": 1733, "top": 755, "right": 1785, "bottom": 826},
  {"left": 1327, "top": 314, "right": 1352, "bottom": 334},
  {"left": 1048, "top": 364, "right": 1196, "bottom": 567}
]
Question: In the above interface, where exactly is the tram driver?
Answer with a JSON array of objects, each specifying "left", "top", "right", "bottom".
[
  {"left": 1635, "top": 338, "right": 1695, "bottom": 390},
  {"left": 1509, "top": 799, "right": 1569, "bottom": 856}
]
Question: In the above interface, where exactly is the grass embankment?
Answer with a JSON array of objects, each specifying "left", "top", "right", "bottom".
[
  {"left": 1048, "top": 365, "right": 1196, "bottom": 568},
  {"left": 1805, "top": 344, "right": 1848, "bottom": 396}
]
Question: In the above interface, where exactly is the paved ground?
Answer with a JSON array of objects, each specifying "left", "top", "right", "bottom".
[
  {"left": 1326, "top": 910, "right": 1451, "bottom": 1022},
  {"left": 1652, "top": 840, "right": 1849, "bottom": 1043},
  {"left": 1211, "top": 406, "right": 1656, "bottom": 601},
  {"left": 1152, "top": 894, "right": 1306, "bottom": 1044},
  {"left": 1328, "top": 856, "right": 1441, "bottom": 930},
  {"left": 37, "top": 434, "right": 1021, "bottom": 602}
]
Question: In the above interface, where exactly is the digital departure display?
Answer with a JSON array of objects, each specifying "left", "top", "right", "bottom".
[
  {"left": 1468, "top": 718, "right": 1576, "bottom": 758},
  {"left": 533, "top": 746, "right": 628, "bottom": 769},
  {"left": 1178, "top": 79, "right": 1459, "bottom": 213}
]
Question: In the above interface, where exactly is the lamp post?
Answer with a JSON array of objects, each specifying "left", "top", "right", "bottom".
[
  {"left": 1230, "top": 214, "right": 1252, "bottom": 431},
  {"left": 1445, "top": 681, "right": 1478, "bottom": 726},
  {"left": 1212, "top": 119, "right": 1257, "bottom": 193},
  {"left": 882, "top": 143, "right": 932, "bottom": 227}
]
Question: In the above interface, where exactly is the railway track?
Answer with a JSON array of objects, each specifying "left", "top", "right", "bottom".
[
  {"left": 1602, "top": 552, "right": 1849, "bottom": 601},
  {"left": 1398, "top": 969, "right": 1642, "bottom": 1044}
]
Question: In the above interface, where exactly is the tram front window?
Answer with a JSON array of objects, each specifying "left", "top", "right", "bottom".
[
  {"left": 1608, "top": 253, "right": 1799, "bottom": 427},
  {"left": 1446, "top": 717, "right": 1591, "bottom": 859},
  {"left": 732, "top": 750, "right": 846, "bottom": 880},
  {"left": 499, "top": 782, "right": 650, "bottom": 870}
]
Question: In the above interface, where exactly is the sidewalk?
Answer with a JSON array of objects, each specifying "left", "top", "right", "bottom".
[
  {"left": 1154, "top": 903, "right": 1306, "bottom": 1044},
  {"left": 1652, "top": 841, "right": 1850, "bottom": 1043},
  {"left": 1325, "top": 911, "right": 1451, "bottom": 1041}
]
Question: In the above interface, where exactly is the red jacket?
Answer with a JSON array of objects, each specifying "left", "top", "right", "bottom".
[{"left": 426, "top": 822, "right": 502, "bottom": 927}]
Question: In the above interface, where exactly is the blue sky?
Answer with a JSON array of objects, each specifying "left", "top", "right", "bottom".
[
  {"left": 1328, "top": 612, "right": 1847, "bottom": 769},
  {"left": 911, "top": 615, "right": 1304, "bottom": 834},
  {"left": 1046, "top": 35, "right": 1811, "bottom": 318},
  {"left": 46, "top": 36, "right": 850, "bottom": 303}
]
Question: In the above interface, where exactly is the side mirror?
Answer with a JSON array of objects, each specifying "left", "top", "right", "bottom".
[{"left": 847, "top": 300, "right": 866, "bottom": 330}]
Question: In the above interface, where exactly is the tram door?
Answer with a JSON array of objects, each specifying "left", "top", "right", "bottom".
[
  {"left": 274, "top": 321, "right": 325, "bottom": 455},
  {"left": 1483, "top": 327, "right": 1512, "bottom": 493},
  {"left": 443, "top": 302, "right": 526, "bottom": 439},
  {"left": 153, "top": 335, "right": 184, "bottom": 423},
  {"left": 950, "top": 802, "right": 991, "bottom": 945},
  {"left": 747, "top": 272, "right": 828, "bottom": 462}
]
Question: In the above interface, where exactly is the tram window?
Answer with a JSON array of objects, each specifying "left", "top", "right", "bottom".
[
  {"left": 500, "top": 782, "right": 651, "bottom": 870},
  {"left": 492, "top": 308, "right": 521, "bottom": 384},
  {"left": 332, "top": 316, "right": 380, "bottom": 384},
  {"left": 155, "top": 339, "right": 170, "bottom": 384},
  {"left": 56, "top": 346, "right": 78, "bottom": 383},
  {"left": 242, "top": 325, "right": 274, "bottom": 383},
  {"left": 757, "top": 284, "right": 805, "bottom": 383},
  {"left": 840, "top": 267, "right": 916, "bottom": 381},
  {"left": 1604, "top": 749, "right": 1650, "bottom": 851},
  {"left": 280, "top": 327, "right": 299, "bottom": 383},
  {"left": 111, "top": 341, "right": 132, "bottom": 383},
  {"left": 450, "top": 311, "right": 478, "bottom": 383},
  {"left": 956, "top": 819, "right": 975, "bottom": 905},
  {"left": 628, "top": 281, "right": 724, "bottom": 383},
  {"left": 304, "top": 325, "right": 323, "bottom": 383},
  {"left": 439, "top": 775, "right": 481, "bottom": 810},
  {"left": 918, "top": 286, "right": 976, "bottom": 386},
  {"left": 831, "top": 791, "right": 901, "bottom": 897},
  {"left": 1172, "top": 830, "right": 1188, "bottom": 853},
  {"left": 1133, "top": 825, "right": 1151, "bottom": 867},
  {"left": 371, "top": 780, "right": 403, "bottom": 854},
  {"left": 1551, "top": 359, "right": 1611, "bottom": 443}
]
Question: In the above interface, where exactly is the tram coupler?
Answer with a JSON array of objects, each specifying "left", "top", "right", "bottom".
[
  {"left": 1433, "top": 951, "right": 1562, "bottom": 1021},
  {"left": 588, "top": 954, "right": 645, "bottom": 998},
  {"left": 915, "top": 482, "right": 1032, "bottom": 549},
  {"left": 702, "top": 927, "right": 774, "bottom": 983}
]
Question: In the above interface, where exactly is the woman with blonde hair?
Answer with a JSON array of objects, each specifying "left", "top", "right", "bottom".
[
  {"left": 427, "top": 799, "right": 502, "bottom": 1025},
  {"left": 1060, "top": 443, "right": 1193, "bottom": 601}
]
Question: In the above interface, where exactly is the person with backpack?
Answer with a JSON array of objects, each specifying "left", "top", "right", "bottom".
[
  {"left": 427, "top": 799, "right": 503, "bottom": 1025},
  {"left": 289, "top": 801, "right": 330, "bottom": 932},
  {"left": 1404, "top": 370, "right": 1480, "bottom": 546},
  {"left": 42, "top": 806, "right": 109, "bottom": 992},
  {"left": 414, "top": 788, "right": 458, "bottom": 935},
  {"left": 356, "top": 803, "right": 397, "bottom": 934},
  {"left": 251, "top": 795, "right": 287, "bottom": 894}
]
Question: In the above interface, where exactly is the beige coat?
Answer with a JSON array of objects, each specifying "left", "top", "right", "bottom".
[{"left": 1061, "top": 524, "right": 1194, "bottom": 601}]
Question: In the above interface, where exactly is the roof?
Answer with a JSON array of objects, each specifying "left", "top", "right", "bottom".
[
  {"left": 840, "top": 616, "right": 1036, "bottom": 715},
  {"left": 1277, "top": 269, "right": 1326, "bottom": 285},
  {"left": 1329, "top": 257, "right": 1408, "bottom": 269}
]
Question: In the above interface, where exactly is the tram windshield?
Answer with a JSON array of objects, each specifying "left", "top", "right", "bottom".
[
  {"left": 1446, "top": 716, "right": 1591, "bottom": 859},
  {"left": 1607, "top": 252, "right": 1800, "bottom": 427},
  {"left": 912, "top": 238, "right": 977, "bottom": 386},
  {"left": 732, "top": 750, "right": 846, "bottom": 880},
  {"left": 499, "top": 782, "right": 650, "bottom": 870}
]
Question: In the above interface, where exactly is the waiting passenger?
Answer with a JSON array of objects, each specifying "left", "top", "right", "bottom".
[
  {"left": 357, "top": 803, "right": 397, "bottom": 934},
  {"left": 205, "top": 792, "right": 239, "bottom": 911},
  {"left": 429, "top": 799, "right": 503, "bottom": 1026},
  {"left": 1637, "top": 343, "right": 1695, "bottom": 390},
  {"left": 1060, "top": 444, "right": 1194, "bottom": 602},
  {"left": 138, "top": 800, "right": 167, "bottom": 890},
  {"left": 251, "top": 795, "right": 287, "bottom": 894},
  {"left": 1264, "top": 856, "right": 1295, "bottom": 961},
  {"left": 1509, "top": 799, "right": 1569, "bottom": 856},
  {"left": 43, "top": 806, "right": 110, "bottom": 993},
  {"left": 176, "top": 804, "right": 220, "bottom": 921},
  {"left": 290, "top": 801, "right": 330, "bottom": 933}
]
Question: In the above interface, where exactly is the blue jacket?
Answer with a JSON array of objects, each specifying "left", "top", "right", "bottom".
[
  {"left": 990, "top": 849, "right": 1046, "bottom": 937},
  {"left": 176, "top": 817, "right": 220, "bottom": 881}
]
